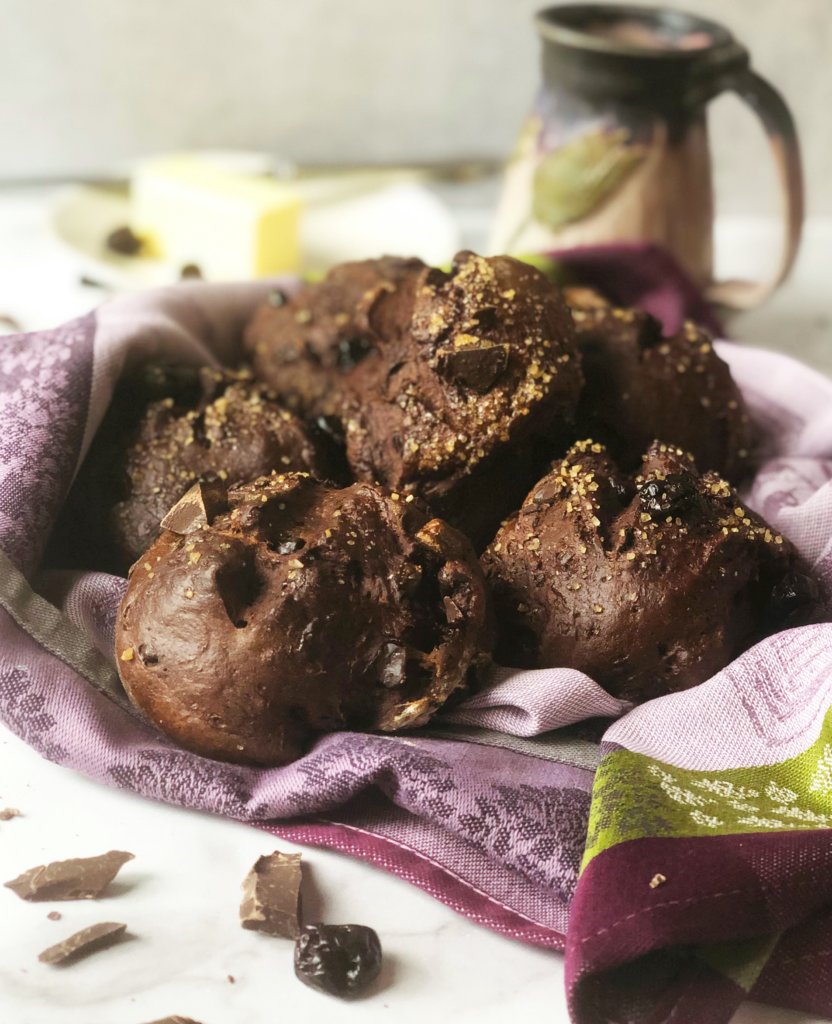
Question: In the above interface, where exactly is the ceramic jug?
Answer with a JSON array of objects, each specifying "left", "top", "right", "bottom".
[{"left": 491, "top": 3, "right": 804, "bottom": 308}]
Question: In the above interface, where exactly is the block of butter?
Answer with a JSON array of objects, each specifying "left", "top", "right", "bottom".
[{"left": 131, "top": 156, "right": 300, "bottom": 279}]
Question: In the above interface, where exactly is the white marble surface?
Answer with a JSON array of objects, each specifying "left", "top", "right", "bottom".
[
  {"left": 0, "top": 187, "right": 830, "bottom": 1024},
  {"left": 0, "top": 728, "right": 568, "bottom": 1024}
]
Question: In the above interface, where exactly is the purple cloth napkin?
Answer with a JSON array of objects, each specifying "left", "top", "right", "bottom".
[
  {"left": 553, "top": 242, "right": 724, "bottom": 336},
  {"left": 0, "top": 273, "right": 831, "bottom": 1023}
]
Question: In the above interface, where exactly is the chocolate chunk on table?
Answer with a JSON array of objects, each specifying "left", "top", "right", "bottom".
[
  {"left": 240, "top": 850, "right": 302, "bottom": 938},
  {"left": 38, "top": 921, "right": 127, "bottom": 965},
  {"left": 144, "top": 1018, "right": 206, "bottom": 1024},
  {"left": 0, "top": 314, "right": 22, "bottom": 332},
  {"left": 5, "top": 850, "right": 134, "bottom": 901}
]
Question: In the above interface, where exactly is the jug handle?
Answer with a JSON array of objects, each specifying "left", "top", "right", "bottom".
[{"left": 706, "top": 69, "right": 804, "bottom": 311}]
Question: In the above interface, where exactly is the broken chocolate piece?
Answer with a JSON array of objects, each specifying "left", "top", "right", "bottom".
[
  {"left": 144, "top": 1018, "right": 205, "bottom": 1024},
  {"left": 38, "top": 921, "right": 127, "bottom": 965},
  {"left": 531, "top": 478, "right": 562, "bottom": 506},
  {"left": 160, "top": 480, "right": 228, "bottom": 535},
  {"left": 240, "top": 851, "right": 302, "bottom": 938},
  {"left": 0, "top": 807, "right": 21, "bottom": 820},
  {"left": 294, "top": 923, "right": 382, "bottom": 997},
  {"left": 443, "top": 596, "right": 464, "bottom": 624},
  {"left": 272, "top": 536, "right": 305, "bottom": 555},
  {"left": 437, "top": 343, "right": 509, "bottom": 393},
  {"left": 0, "top": 314, "right": 23, "bottom": 332},
  {"left": 375, "top": 642, "right": 407, "bottom": 689},
  {"left": 5, "top": 850, "right": 134, "bottom": 901},
  {"left": 144, "top": 1018, "right": 206, "bottom": 1024},
  {"left": 106, "top": 225, "right": 144, "bottom": 256}
]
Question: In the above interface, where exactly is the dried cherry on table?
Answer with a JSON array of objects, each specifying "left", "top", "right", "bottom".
[{"left": 293, "top": 923, "right": 382, "bottom": 997}]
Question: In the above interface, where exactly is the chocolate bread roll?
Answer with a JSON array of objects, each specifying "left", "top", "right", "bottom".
[
  {"left": 56, "top": 365, "right": 335, "bottom": 574},
  {"left": 116, "top": 473, "right": 492, "bottom": 766},
  {"left": 572, "top": 306, "right": 753, "bottom": 481},
  {"left": 341, "top": 251, "right": 584, "bottom": 547},
  {"left": 244, "top": 256, "right": 426, "bottom": 420},
  {"left": 482, "top": 439, "right": 817, "bottom": 702}
]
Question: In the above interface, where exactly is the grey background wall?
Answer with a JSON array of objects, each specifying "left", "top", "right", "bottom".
[{"left": 1, "top": 0, "right": 829, "bottom": 215}]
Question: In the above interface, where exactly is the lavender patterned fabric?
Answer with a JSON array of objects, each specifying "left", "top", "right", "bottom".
[{"left": 0, "top": 280, "right": 831, "bottom": 1022}]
